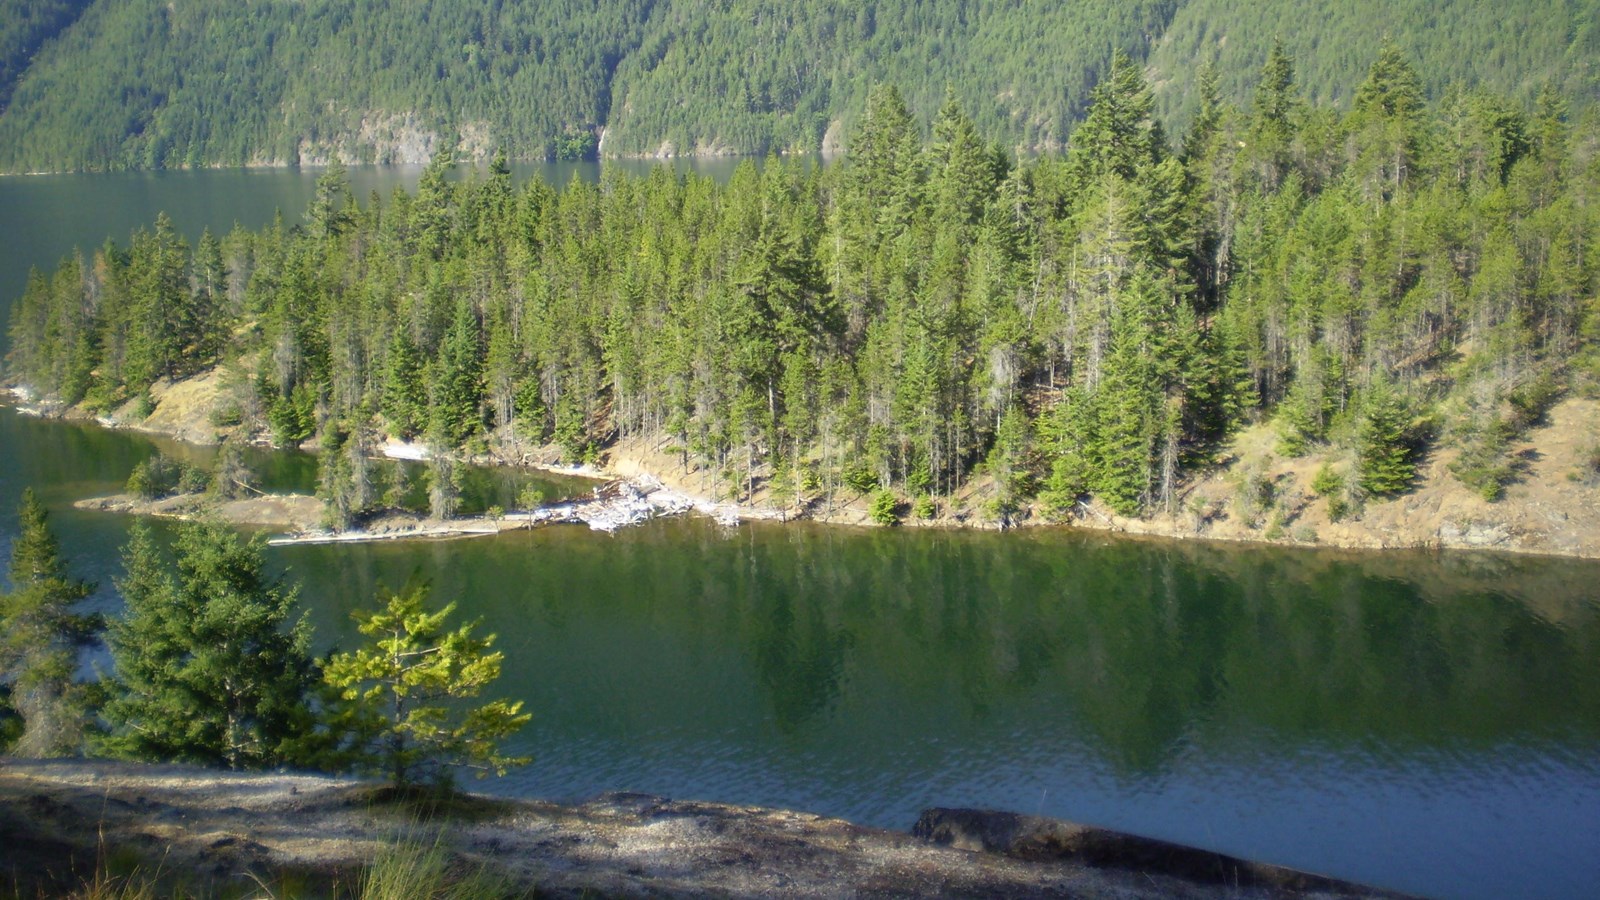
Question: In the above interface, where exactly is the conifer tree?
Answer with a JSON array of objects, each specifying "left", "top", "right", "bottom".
[
  {"left": 381, "top": 329, "right": 429, "bottom": 441},
  {"left": 0, "top": 489, "right": 94, "bottom": 756},
  {"left": 1349, "top": 40, "right": 1428, "bottom": 200},
  {"left": 103, "top": 521, "right": 319, "bottom": 769},
  {"left": 1244, "top": 41, "right": 1302, "bottom": 190},
  {"left": 1356, "top": 377, "right": 1418, "bottom": 497},
  {"left": 435, "top": 297, "right": 485, "bottom": 445},
  {"left": 122, "top": 212, "right": 194, "bottom": 391},
  {"left": 322, "top": 580, "right": 530, "bottom": 787},
  {"left": 1068, "top": 49, "right": 1161, "bottom": 189}
]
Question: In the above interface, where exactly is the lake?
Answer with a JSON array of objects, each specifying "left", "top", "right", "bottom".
[{"left": 3, "top": 166, "right": 1600, "bottom": 900}]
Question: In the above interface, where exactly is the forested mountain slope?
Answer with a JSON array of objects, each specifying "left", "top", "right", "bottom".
[
  {"left": 0, "top": 0, "right": 92, "bottom": 113},
  {"left": 1148, "top": 0, "right": 1600, "bottom": 125},
  {"left": 0, "top": 0, "right": 1595, "bottom": 173}
]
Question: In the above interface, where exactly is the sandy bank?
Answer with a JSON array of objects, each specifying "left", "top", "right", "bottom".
[
  {"left": 74, "top": 492, "right": 326, "bottom": 530},
  {"left": 0, "top": 759, "right": 1402, "bottom": 899}
]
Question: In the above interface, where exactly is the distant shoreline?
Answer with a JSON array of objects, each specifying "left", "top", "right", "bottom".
[{"left": 8, "top": 379, "right": 1600, "bottom": 560}]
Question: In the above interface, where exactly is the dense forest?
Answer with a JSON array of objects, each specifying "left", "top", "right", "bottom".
[
  {"left": 0, "top": 0, "right": 91, "bottom": 113},
  {"left": 7, "top": 44, "right": 1600, "bottom": 525},
  {"left": 0, "top": 0, "right": 1596, "bottom": 172}
]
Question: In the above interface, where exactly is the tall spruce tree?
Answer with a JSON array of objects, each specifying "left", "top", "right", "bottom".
[
  {"left": 0, "top": 489, "right": 94, "bottom": 756},
  {"left": 103, "top": 521, "right": 319, "bottom": 769}
]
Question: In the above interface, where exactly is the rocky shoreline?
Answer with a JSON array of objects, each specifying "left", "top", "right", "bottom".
[
  {"left": 68, "top": 470, "right": 774, "bottom": 546},
  {"left": 0, "top": 759, "right": 1404, "bottom": 899},
  {"left": 8, "top": 376, "right": 1600, "bottom": 558}
]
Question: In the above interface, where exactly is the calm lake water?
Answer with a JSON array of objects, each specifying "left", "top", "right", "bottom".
[{"left": 3, "top": 167, "right": 1600, "bottom": 900}]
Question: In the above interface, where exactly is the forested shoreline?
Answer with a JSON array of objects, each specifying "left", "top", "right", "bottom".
[{"left": 7, "top": 45, "right": 1599, "bottom": 530}]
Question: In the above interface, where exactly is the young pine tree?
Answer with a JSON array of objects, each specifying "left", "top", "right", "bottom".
[
  {"left": 1357, "top": 378, "right": 1419, "bottom": 497},
  {"left": 322, "top": 580, "right": 530, "bottom": 788},
  {"left": 103, "top": 521, "right": 319, "bottom": 769},
  {"left": 0, "top": 489, "right": 95, "bottom": 756}
]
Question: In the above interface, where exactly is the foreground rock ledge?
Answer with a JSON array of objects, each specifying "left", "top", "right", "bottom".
[{"left": 0, "top": 760, "right": 1402, "bottom": 898}]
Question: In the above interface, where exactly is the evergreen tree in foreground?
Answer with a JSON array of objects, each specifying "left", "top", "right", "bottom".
[
  {"left": 0, "top": 489, "right": 94, "bottom": 756},
  {"left": 103, "top": 521, "right": 319, "bottom": 769},
  {"left": 322, "top": 579, "right": 530, "bottom": 788}
]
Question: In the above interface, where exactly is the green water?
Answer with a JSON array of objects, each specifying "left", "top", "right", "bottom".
[{"left": 4, "top": 168, "right": 1600, "bottom": 900}]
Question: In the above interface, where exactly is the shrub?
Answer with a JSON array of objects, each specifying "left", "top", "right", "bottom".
[
  {"left": 1507, "top": 372, "right": 1561, "bottom": 430},
  {"left": 125, "top": 460, "right": 159, "bottom": 499},
  {"left": 208, "top": 402, "right": 243, "bottom": 428},
  {"left": 1327, "top": 494, "right": 1351, "bottom": 522},
  {"left": 799, "top": 467, "right": 822, "bottom": 493},
  {"left": 1232, "top": 466, "right": 1274, "bottom": 529},
  {"left": 912, "top": 494, "right": 937, "bottom": 520},
  {"left": 844, "top": 465, "right": 879, "bottom": 493},
  {"left": 869, "top": 489, "right": 899, "bottom": 525},
  {"left": 176, "top": 463, "right": 212, "bottom": 495},
  {"left": 1311, "top": 463, "right": 1343, "bottom": 497},
  {"left": 126, "top": 454, "right": 204, "bottom": 499}
]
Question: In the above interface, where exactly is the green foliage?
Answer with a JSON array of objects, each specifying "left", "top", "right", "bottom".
[
  {"left": 0, "top": 489, "right": 94, "bottom": 756},
  {"left": 1233, "top": 466, "right": 1276, "bottom": 529},
  {"left": 269, "top": 382, "right": 318, "bottom": 448},
  {"left": 125, "top": 453, "right": 207, "bottom": 500},
  {"left": 555, "top": 129, "right": 599, "bottom": 162},
  {"left": 1311, "top": 463, "right": 1344, "bottom": 497},
  {"left": 4, "top": 1, "right": 1594, "bottom": 173},
  {"left": 1507, "top": 371, "right": 1562, "bottom": 430},
  {"left": 1449, "top": 412, "right": 1516, "bottom": 501},
  {"left": 843, "top": 466, "right": 879, "bottom": 494},
  {"left": 211, "top": 437, "right": 254, "bottom": 500},
  {"left": 381, "top": 331, "right": 428, "bottom": 442},
  {"left": 868, "top": 489, "right": 899, "bottom": 526},
  {"left": 1149, "top": 0, "right": 1600, "bottom": 127},
  {"left": 0, "top": 1, "right": 92, "bottom": 111},
  {"left": 322, "top": 580, "right": 531, "bottom": 787},
  {"left": 0, "top": 0, "right": 1175, "bottom": 171},
  {"left": 911, "top": 494, "right": 937, "bottom": 520},
  {"left": 103, "top": 521, "right": 319, "bottom": 769},
  {"left": 1327, "top": 494, "right": 1352, "bottom": 522},
  {"left": 516, "top": 484, "right": 546, "bottom": 515},
  {"left": 985, "top": 403, "right": 1032, "bottom": 504},
  {"left": 1357, "top": 379, "right": 1420, "bottom": 497}
]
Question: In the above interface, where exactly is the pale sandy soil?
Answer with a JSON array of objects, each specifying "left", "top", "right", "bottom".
[
  {"left": 1113, "top": 398, "right": 1600, "bottom": 558},
  {"left": 74, "top": 492, "right": 326, "bottom": 530},
  {"left": 0, "top": 759, "right": 1401, "bottom": 899},
  {"left": 601, "top": 401, "right": 1600, "bottom": 559}
]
